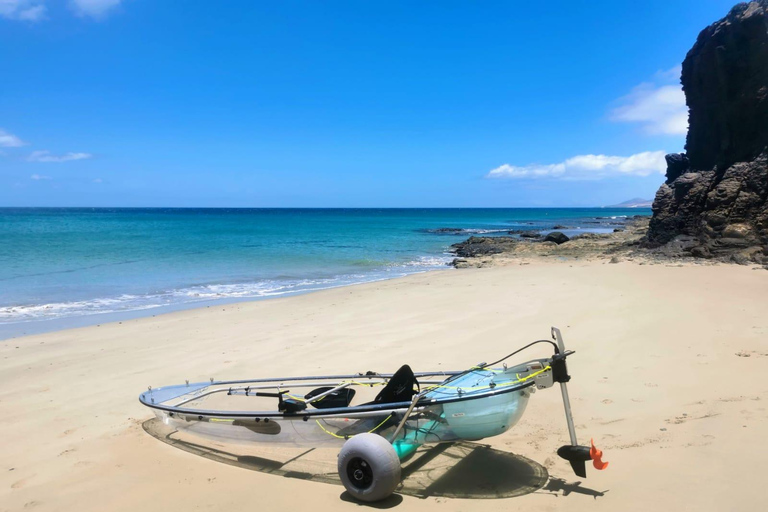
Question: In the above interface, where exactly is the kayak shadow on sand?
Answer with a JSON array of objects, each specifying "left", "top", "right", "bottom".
[{"left": 143, "top": 417, "right": 555, "bottom": 500}]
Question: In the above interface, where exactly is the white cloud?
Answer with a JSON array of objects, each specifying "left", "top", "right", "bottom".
[
  {"left": 0, "top": 0, "right": 46, "bottom": 21},
  {"left": 487, "top": 151, "right": 667, "bottom": 180},
  {"left": 610, "top": 66, "right": 687, "bottom": 136},
  {"left": 70, "top": 0, "right": 122, "bottom": 19},
  {"left": 30, "top": 173, "right": 52, "bottom": 180},
  {"left": 0, "top": 128, "right": 26, "bottom": 147},
  {"left": 654, "top": 65, "right": 682, "bottom": 82},
  {"left": 28, "top": 150, "right": 93, "bottom": 162}
]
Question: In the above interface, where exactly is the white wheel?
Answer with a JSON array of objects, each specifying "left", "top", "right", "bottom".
[{"left": 337, "top": 433, "right": 401, "bottom": 502}]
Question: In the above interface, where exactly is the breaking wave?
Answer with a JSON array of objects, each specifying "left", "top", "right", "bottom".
[
  {"left": 0, "top": 256, "right": 453, "bottom": 324},
  {"left": 420, "top": 227, "right": 511, "bottom": 235}
]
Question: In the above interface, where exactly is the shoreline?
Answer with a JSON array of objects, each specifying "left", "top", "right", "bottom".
[
  {"left": 0, "top": 210, "right": 648, "bottom": 341},
  {"left": 449, "top": 216, "right": 768, "bottom": 269},
  {"left": 0, "top": 267, "right": 454, "bottom": 341},
  {"left": 2, "top": 259, "right": 766, "bottom": 511},
  {"left": 7, "top": 210, "right": 764, "bottom": 343}
]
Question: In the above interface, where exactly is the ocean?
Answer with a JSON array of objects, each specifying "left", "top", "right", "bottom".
[{"left": 0, "top": 208, "right": 650, "bottom": 338}]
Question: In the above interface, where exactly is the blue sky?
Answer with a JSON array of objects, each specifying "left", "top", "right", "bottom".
[{"left": 0, "top": 0, "right": 739, "bottom": 207}]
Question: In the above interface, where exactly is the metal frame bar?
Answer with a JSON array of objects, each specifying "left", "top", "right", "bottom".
[
  {"left": 170, "top": 379, "right": 453, "bottom": 407},
  {"left": 195, "top": 370, "right": 464, "bottom": 388},
  {"left": 140, "top": 378, "right": 537, "bottom": 419},
  {"left": 552, "top": 326, "right": 579, "bottom": 446}
]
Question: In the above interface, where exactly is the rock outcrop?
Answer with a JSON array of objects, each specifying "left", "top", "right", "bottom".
[
  {"left": 450, "top": 236, "right": 518, "bottom": 258},
  {"left": 543, "top": 232, "right": 570, "bottom": 244},
  {"left": 647, "top": 1, "right": 768, "bottom": 263},
  {"left": 448, "top": 218, "right": 653, "bottom": 268}
]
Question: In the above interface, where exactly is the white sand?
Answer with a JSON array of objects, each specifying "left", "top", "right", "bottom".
[{"left": 1, "top": 261, "right": 767, "bottom": 511}]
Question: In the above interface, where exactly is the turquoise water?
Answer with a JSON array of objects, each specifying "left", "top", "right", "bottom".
[{"left": 0, "top": 208, "right": 649, "bottom": 337}]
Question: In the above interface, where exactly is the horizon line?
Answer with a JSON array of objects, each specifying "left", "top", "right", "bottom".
[{"left": 0, "top": 205, "right": 653, "bottom": 210}]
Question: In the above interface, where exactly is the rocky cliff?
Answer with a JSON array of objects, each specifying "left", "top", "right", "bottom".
[{"left": 647, "top": 0, "right": 768, "bottom": 262}]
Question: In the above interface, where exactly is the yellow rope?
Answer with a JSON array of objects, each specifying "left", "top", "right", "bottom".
[
  {"left": 516, "top": 365, "right": 551, "bottom": 383},
  {"left": 315, "top": 414, "right": 393, "bottom": 439},
  {"left": 342, "top": 380, "right": 386, "bottom": 387},
  {"left": 422, "top": 366, "right": 551, "bottom": 393}
]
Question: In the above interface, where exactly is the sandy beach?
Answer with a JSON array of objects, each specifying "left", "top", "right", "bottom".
[
  {"left": 2, "top": 261, "right": 767, "bottom": 511},
  {"left": 6, "top": 0, "right": 768, "bottom": 510}
]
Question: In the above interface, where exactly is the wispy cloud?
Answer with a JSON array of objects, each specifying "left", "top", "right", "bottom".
[
  {"left": 70, "top": 0, "right": 122, "bottom": 19},
  {"left": 486, "top": 151, "right": 667, "bottom": 180},
  {"left": 28, "top": 150, "right": 93, "bottom": 162},
  {"left": 0, "top": 0, "right": 46, "bottom": 21},
  {"left": 610, "top": 66, "right": 687, "bottom": 136},
  {"left": 0, "top": 128, "right": 26, "bottom": 147},
  {"left": 92, "top": 178, "right": 103, "bottom": 183},
  {"left": 30, "top": 173, "right": 52, "bottom": 180}
]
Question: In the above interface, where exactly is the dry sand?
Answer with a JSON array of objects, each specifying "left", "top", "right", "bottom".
[{"left": 1, "top": 261, "right": 767, "bottom": 511}]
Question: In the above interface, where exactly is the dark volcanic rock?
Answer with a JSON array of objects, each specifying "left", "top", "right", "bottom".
[
  {"left": 429, "top": 227, "right": 465, "bottom": 234},
  {"left": 450, "top": 236, "right": 517, "bottom": 258},
  {"left": 664, "top": 153, "right": 690, "bottom": 184},
  {"left": 571, "top": 232, "right": 608, "bottom": 240},
  {"left": 685, "top": 2, "right": 768, "bottom": 170},
  {"left": 647, "top": 1, "right": 768, "bottom": 263},
  {"left": 507, "top": 229, "right": 541, "bottom": 237},
  {"left": 544, "top": 232, "right": 569, "bottom": 244}
]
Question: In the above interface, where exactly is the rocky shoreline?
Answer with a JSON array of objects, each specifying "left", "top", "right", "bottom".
[
  {"left": 453, "top": 0, "right": 768, "bottom": 270},
  {"left": 448, "top": 216, "right": 768, "bottom": 269}
]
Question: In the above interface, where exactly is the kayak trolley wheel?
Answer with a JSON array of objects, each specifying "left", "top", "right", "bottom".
[{"left": 337, "top": 433, "right": 401, "bottom": 502}]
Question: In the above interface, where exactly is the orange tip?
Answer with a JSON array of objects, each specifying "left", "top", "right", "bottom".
[{"left": 590, "top": 438, "right": 609, "bottom": 470}]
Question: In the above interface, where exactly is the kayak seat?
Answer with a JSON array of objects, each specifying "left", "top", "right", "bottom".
[{"left": 373, "top": 364, "right": 419, "bottom": 404}]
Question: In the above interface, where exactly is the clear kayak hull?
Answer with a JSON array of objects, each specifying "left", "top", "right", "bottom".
[{"left": 142, "top": 363, "right": 544, "bottom": 449}]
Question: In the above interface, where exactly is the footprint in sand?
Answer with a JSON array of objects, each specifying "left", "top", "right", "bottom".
[
  {"left": 23, "top": 501, "right": 41, "bottom": 509},
  {"left": 665, "top": 412, "right": 720, "bottom": 425},
  {"left": 12, "top": 476, "right": 33, "bottom": 489},
  {"left": 58, "top": 448, "right": 76, "bottom": 457},
  {"left": 601, "top": 399, "right": 613, "bottom": 404},
  {"left": 719, "top": 395, "right": 760, "bottom": 403},
  {"left": 60, "top": 428, "right": 77, "bottom": 438},
  {"left": 736, "top": 350, "right": 768, "bottom": 358}
]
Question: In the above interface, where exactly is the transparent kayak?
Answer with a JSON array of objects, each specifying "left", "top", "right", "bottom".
[
  {"left": 139, "top": 359, "right": 552, "bottom": 458},
  {"left": 139, "top": 328, "right": 608, "bottom": 488}
]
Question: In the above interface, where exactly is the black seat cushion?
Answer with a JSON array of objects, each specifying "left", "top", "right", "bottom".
[{"left": 374, "top": 364, "right": 418, "bottom": 404}]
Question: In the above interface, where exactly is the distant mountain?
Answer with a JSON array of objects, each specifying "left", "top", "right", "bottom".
[{"left": 606, "top": 198, "right": 653, "bottom": 208}]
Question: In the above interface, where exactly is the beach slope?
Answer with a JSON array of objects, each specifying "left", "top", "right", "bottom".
[{"left": 1, "top": 262, "right": 767, "bottom": 511}]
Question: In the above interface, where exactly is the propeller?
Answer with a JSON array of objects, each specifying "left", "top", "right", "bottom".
[{"left": 557, "top": 438, "right": 608, "bottom": 477}]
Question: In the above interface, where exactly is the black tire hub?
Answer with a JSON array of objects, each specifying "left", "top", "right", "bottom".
[{"left": 347, "top": 457, "right": 373, "bottom": 489}]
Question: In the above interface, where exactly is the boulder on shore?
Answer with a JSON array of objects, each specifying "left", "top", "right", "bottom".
[
  {"left": 449, "top": 236, "right": 517, "bottom": 258},
  {"left": 544, "top": 232, "right": 569, "bottom": 244}
]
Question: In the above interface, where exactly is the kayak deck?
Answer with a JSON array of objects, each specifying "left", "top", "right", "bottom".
[{"left": 140, "top": 359, "right": 551, "bottom": 448}]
